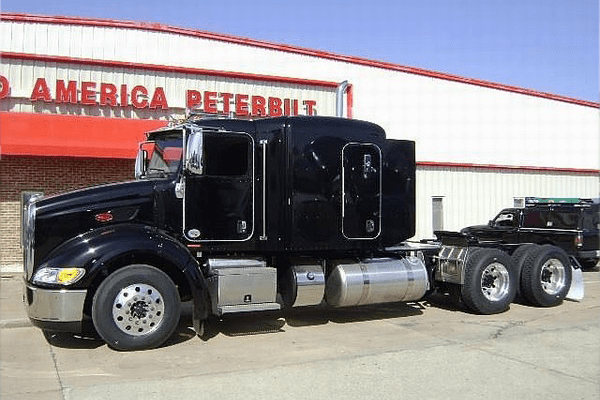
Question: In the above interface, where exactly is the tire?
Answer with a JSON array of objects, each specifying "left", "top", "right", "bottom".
[
  {"left": 92, "top": 264, "right": 181, "bottom": 351},
  {"left": 510, "top": 244, "right": 540, "bottom": 299},
  {"left": 461, "top": 249, "right": 517, "bottom": 314},
  {"left": 511, "top": 244, "right": 540, "bottom": 276},
  {"left": 520, "top": 245, "right": 571, "bottom": 307}
]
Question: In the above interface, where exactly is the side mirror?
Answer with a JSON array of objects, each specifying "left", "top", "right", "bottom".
[
  {"left": 488, "top": 220, "right": 494, "bottom": 227},
  {"left": 185, "top": 131, "right": 204, "bottom": 175},
  {"left": 135, "top": 149, "right": 148, "bottom": 179}
]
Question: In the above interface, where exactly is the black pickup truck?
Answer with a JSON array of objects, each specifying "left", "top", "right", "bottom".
[{"left": 460, "top": 198, "right": 599, "bottom": 269}]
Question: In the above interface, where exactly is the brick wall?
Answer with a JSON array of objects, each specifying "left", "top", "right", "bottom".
[{"left": 1, "top": 155, "right": 135, "bottom": 268}]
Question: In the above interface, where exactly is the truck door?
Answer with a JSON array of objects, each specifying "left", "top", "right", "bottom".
[
  {"left": 488, "top": 210, "right": 520, "bottom": 243},
  {"left": 184, "top": 131, "right": 254, "bottom": 242},
  {"left": 342, "top": 143, "right": 382, "bottom": 239}
]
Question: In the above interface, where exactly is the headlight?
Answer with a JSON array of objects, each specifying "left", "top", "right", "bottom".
[{"left": 32, "top": 267, "right": 86, "bottom": 285}]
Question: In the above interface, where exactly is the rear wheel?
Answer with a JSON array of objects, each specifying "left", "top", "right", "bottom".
[
  {"left": 92, "top": 264, "right": 181, "bottom": 351},
  {"left": 511, "top": 244, "right": 540, "bottom": 275},
  {"left": 520, "top": 245, "right": 571, "bottom": 307},
  {"left": 511, "top": 244, "right": 540, "bottom": 299},
  {"left": 462, "top": 249, "right": 517, "bottom": 314}
]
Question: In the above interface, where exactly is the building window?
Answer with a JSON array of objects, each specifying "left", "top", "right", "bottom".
[{"left": 432, "top": 196, "right": 444, "bottom": 232}]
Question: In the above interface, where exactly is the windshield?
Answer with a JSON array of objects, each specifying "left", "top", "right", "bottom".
[{"left": 138, "top": 136, "right": 183, "bottom": 178}]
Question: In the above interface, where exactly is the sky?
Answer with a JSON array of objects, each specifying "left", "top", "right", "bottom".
[{"left": 1, "top": 0, "right": 598, "bottom": 102}]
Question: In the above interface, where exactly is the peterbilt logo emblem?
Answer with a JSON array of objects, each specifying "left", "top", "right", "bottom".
[{"left": 95, "top": 212, "right": 113, "bottom": 223}]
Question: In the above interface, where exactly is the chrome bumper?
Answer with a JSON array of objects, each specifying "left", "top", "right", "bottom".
[
  {"left": 24, "top": 283, "right": 87, "bottom": 323},
  {"left": 578, "top": 250, "right": 600, "bottom": 259}
]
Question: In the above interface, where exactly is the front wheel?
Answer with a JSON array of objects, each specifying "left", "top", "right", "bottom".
[
  {"left": 461, "top": 249, "right": 517, "bottom": 314},
  {"left": 92, "top": 264, "right": 181, "bottom": 351}
]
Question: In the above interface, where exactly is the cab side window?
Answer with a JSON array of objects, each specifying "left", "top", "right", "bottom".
[
  {"left": 523, "top": 210, "right": 549, "bottom": 228},
  {"left": 523, "top": 209, "right": 578, "bottom": 229},
  {"left": 203, "top": 133, "right": 250, "bottom": 177},
  {"left": 552, "top": 211, "right": 578, "bottom": 229}
]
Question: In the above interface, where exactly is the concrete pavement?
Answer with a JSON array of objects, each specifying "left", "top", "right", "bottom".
[{"left": 1, "top": 269, "right": 599, "bottom": 400}]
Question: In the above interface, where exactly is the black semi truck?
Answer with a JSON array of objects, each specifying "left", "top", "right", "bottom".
[{"left": 22, "top": 116, "right": 583, "bottom": 350}]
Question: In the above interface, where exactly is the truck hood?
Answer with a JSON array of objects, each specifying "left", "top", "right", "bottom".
[
  {"left": 460, "top": 224, "right": 493, "bottom": 235},
  {"left": 31, "top": 179, "right": 176, "bottom": 266},
  {"left": 35, "top": 179, "right": 158, "bottom": 220}
]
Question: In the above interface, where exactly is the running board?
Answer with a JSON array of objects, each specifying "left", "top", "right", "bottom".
[{"left": 217, "top": 302, "right": 281, "bottom": 315}]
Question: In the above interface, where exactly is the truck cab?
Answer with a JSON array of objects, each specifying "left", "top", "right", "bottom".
[
  {"left": 460, "top": 208, "right": 522, "bottom": 243},
  {"left": 130, "top": 116, "right": 416, "bottom": 252}
]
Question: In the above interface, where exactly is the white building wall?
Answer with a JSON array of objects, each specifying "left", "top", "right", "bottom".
[
  {"left": 415, "top": 166, "right": 599, "bottom": 239},
  {"left": 359, "top": 72, "right": 599, "bottom": 171}
]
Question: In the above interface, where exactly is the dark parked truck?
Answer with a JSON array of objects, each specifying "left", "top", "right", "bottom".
[
  {"left": 22, "top": 116, "right": 584, "bottom": 350},
  {"left": 459, "top": 198, "right": 600, "bottom": 269}
]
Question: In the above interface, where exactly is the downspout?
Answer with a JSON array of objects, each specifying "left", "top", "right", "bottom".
[
  {"left": 346, "top": 83, "right": 353, "bottom": 119},
  {"left": 336, "top": 80, "right": 349, "bottom": 117}
]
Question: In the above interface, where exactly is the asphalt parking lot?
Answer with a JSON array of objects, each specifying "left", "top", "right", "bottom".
[{"left": 1, "top": 268, "right": 599, "bottom": 400}]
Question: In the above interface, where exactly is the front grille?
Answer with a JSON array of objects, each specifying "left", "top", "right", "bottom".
[{"left": 22, "top": 200, "right": 37, "bottom": 279}]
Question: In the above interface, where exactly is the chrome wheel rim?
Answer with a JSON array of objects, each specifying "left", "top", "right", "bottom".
[
  {"left": 481, "top": 262, "right": 510, "bottom": 301},
  {"left": 112, "top": 283, "right": 165, "bottom": 336},
  {"left": 540, "top": 258, "right": 566, "bottom": 295}
]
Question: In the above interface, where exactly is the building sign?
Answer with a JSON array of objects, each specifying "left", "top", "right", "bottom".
[
  {"left": 0, "top": 75, "right": 9, "bottom": 99},
  {"left": 0, "top": 75, "right": 320, "bottom": 117}
]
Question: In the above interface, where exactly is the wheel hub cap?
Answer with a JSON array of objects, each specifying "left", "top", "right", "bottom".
[
  {"left": 130, "top": 301, "right": 149, "bottom": 319},
  {"left": 112, "top": 283, "right": 165, "bottom": 336},
  {"left": 481, "top": 262, "right": 510, "bottom": 301},
  {"left": 540, "top": 258, "right": 566, "bottom": 295}
]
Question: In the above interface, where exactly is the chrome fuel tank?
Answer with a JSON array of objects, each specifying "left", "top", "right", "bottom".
[
  {"left": 325, "top": 257, "right": 428, "bottom": 307},
  {"left": 284, "top": 262, "right": 326, "bottom": 308}
]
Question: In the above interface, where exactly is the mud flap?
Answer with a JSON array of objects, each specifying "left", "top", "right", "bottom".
[
  {"left": 192, "top": 290, "right": 210, "bottom": 337},
  {"left": 566, "top": 265, "right": 584, "bottom": 301},
  {"left": 192, "top": 303, "right": 203, "bottom": 336},
  {"left": 192, "top": 313, "right": 205, "bottom": 337}
]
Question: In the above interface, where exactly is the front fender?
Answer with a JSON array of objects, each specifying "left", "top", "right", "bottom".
[{"left": 37, "top": 223, "right": 211, "bottom": 322}]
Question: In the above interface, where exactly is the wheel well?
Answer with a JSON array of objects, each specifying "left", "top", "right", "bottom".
[{"left": 83, "top": 252, "right": 193, "bottom": 318}]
